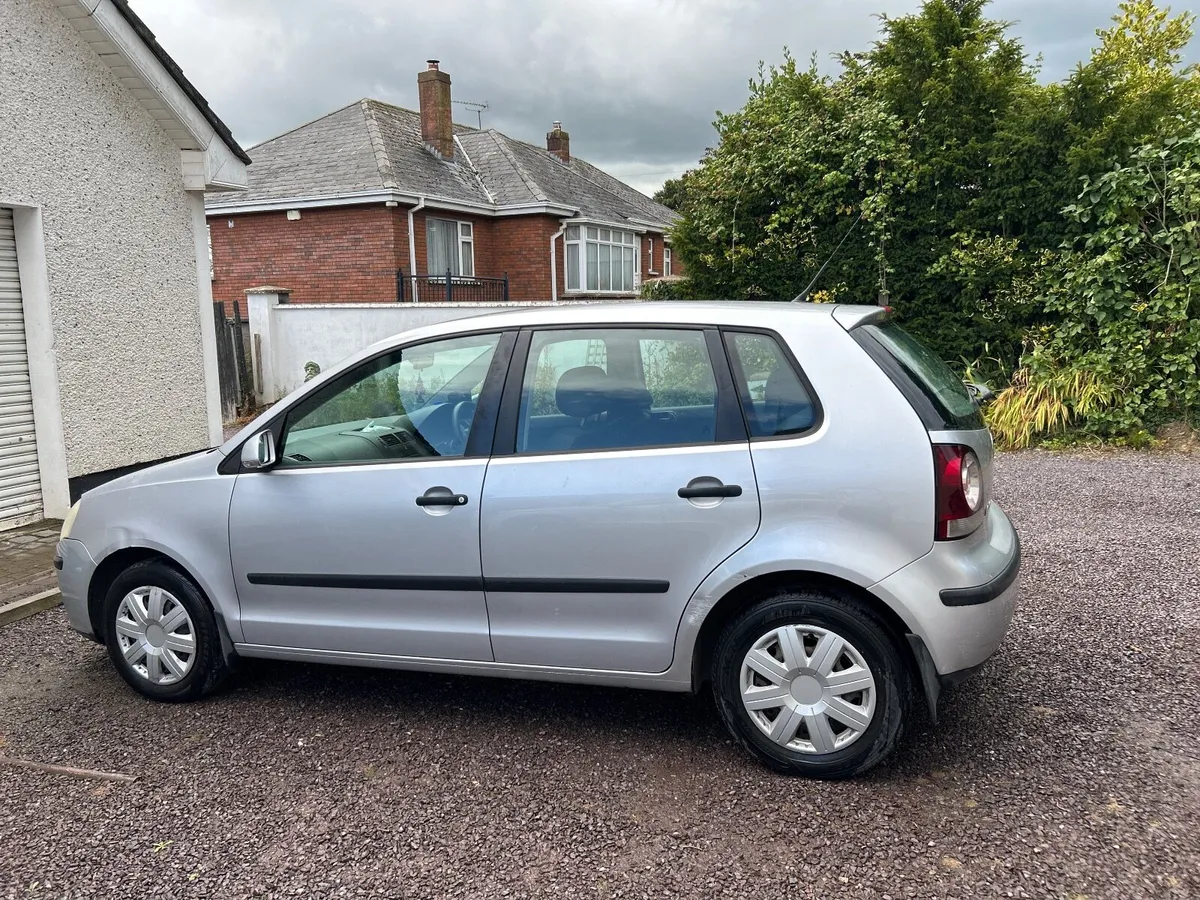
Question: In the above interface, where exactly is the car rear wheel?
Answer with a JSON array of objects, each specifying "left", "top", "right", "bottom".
[
  {"left": 103, "top": 559, "right": 227, "bottom": 702},
  {"left": 712, "top": 588, "right": 910, "bottom": 779}
]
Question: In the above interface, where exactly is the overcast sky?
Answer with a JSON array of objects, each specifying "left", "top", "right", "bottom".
[{"left": 129, "top": 0, "right": 1198, "bottom": 196}]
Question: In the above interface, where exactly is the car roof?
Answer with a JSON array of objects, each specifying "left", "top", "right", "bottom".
[{"left": 371, "top": 301, "right": 881, "bottom": 348}]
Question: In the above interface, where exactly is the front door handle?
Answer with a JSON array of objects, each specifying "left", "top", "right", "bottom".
[
  {"left": 678, "top": 482, "right": 742, "bottom": 499},
  {"left": 416, "top": 489, "right": 469, "bottom": 508}
]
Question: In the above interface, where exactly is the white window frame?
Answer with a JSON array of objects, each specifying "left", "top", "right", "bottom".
[
  {"left": 563, "top": 223, "right": 640, "bottom": 294},
  {"left": 663, "top": 245, "right": 672, "bottom": 277},
  {"left": 427, "top": 216, "right": 475, "bottom": 279}
]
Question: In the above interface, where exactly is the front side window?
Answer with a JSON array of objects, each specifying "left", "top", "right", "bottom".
[
  {"left": 517, "top": 328, "right": 717, "bottom": 453},
  {"left": 427, "top": 217, "right": 474, "bottom": 278},
  {"left": 279, "top": 332, "right": 501, "bottom": 465},
  {"left": 564, "top": 225, "right": 637, "bottom": 293},
  {"left": 726, "top": 332, "right": 818, "bottom": 438}
]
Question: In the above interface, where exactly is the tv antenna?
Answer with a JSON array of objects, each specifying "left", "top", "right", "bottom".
[{"left": 452, "top": 98, "right": 489, "bottom": 129}]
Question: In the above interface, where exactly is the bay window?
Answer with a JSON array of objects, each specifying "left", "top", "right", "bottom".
[
  {"left": 427, "top": 217, "right": 474, "bottom": 278},
  {"left": 564, "top": 225, "right": 637, "bottom": 293}
]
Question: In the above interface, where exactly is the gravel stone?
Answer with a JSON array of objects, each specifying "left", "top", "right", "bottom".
[{"left": 1, "top": 450, "right": 1197, "bottom": 898}]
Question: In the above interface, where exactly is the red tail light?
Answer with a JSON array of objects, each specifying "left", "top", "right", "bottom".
[{"left": 934, "top": 444, "right": 985, "bottom": 540}]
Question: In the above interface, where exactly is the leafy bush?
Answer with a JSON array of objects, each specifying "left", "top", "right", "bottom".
[
  {"left": 986, "top": 357, "right": 1117, "bottom": 449},
  {"left": 994, "top": 124, "right": 1200, "bottom": 444},
  {"left": 639, "top": 277, "right": 697, "bottom": 301}
]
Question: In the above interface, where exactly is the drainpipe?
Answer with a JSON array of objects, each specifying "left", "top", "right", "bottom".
[
  {"left": 408, "top": 197, "right": 426, "bottom": 304},
  {"left": 550, "top": 221, "right": 568, "bottom": 303}
]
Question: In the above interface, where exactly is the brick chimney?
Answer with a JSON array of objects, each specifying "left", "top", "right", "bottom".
[
  {"left": 418, "top": 60, "right": 454, "bottom": 160},
  {"left": 546, "top": 121, "right": 570, "bottom": 162}
]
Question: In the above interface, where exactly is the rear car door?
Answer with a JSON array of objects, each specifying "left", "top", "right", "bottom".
[
  {"left": 479, "top": 326, "right": 760, "bottom": 673},
  {"left": 229, "top": 330, "right": 512, "bottom": 659}
]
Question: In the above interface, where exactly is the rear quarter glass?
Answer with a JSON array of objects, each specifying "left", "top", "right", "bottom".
[{"left": 851, "top": 322, "right": 984, "bottom": 432}]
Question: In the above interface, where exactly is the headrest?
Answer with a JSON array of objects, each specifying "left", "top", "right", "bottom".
[
  {"left": 555, "top": 366, "right": 609, "bottom": 419},
  {"left": 603, "top": 379, "right": 653, "bottom": 414}
]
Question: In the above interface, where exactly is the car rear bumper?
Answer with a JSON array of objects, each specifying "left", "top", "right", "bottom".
[
  {"left": 870, "top": 502, "right": 1020, "bottom": 677},
  {"left": 56, "top": 539, "right": 99, "bottom": 642}
]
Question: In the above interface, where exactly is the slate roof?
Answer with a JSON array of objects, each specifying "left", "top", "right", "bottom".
[{"left": 206, "top": 99, "right": 678, "bottom": 230}]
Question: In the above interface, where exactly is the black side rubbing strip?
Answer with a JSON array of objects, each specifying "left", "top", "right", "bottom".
[
  {"left": 485, "top": 578, "right": 670, "bottom": 594},
  {"left": 248, "top": 573, "right": 485, "bottom": 592},
  {"left": 938, "top": 538, "right": 1022, "bottom": 607},
  {"left": 247, "top": 574, "right": 671, "bottom": 594}
]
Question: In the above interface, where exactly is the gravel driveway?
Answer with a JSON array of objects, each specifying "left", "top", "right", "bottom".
[{"left": 1, "top": 451, "right": 1197, "bottom": 899}]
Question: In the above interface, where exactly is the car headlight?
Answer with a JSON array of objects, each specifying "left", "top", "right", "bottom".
[{"left": 60, "top": 501, "right": 81, "bottom": 541}]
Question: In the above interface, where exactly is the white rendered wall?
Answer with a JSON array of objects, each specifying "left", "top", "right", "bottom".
[{"left": 0, "top": 0, "right": 217, "bottom": 479}]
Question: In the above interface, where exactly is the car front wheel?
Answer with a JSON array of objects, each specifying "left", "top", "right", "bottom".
[
  {"left": 712, "top": 588, "right": 911, "bottom": 779},
  {"left": 103, "top": 559, "right": 227, "bottom": 702}
]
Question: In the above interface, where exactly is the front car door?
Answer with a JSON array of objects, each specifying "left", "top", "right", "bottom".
[
  {"left": 479, "top": 326, "right": 760, "bottom": 673},
  {"left": 229, "top": 330, "right": 512, "bottom": 659}
]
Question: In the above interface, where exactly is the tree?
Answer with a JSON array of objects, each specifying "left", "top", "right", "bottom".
[
  {"left": 669, "top": 53, "right": 912, "bottom": 307},
  {"left": 1065, "top": 0, "right": 1199, "bottom": 182},
  {"left": 671, "top": 0, "right": 1200, "bottom": 445},
  {"left": 652, "top": 172, "right": 695, "bottom": 211},
  {"left": 672, "top": 0, "right": 1038, "bottom": 365}
]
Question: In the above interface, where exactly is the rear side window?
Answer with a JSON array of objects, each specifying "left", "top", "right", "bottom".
[
  {"left": 516, "top": 327, "right": 719, "bottom": 454},
  {"left": 725, "top": 332, "right": 819, "bottom": 438},
  {"left": 854, "top": 321, "right": 983, "bottom": 431}
]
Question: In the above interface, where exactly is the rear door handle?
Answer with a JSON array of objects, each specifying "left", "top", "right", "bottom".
[
  {"left": 416, "top": 490, "right": 469, "bottom": 507},
  {"left": 678, "top": 483, "right": 742, "bottom": 499}
]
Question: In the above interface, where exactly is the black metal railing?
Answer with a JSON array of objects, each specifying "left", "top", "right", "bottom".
[{"left": 396, "top": 269, "right": 510, "bottom": 303}]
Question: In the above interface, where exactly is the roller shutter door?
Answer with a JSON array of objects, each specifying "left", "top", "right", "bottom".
[{"left": 0, "top": 208, "right": 43, "bottom": 528}]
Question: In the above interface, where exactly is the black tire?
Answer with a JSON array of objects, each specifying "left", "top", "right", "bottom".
[
  {"left": 103, "top": 559, "right": 228, "bottom": 702},
  {"left": 711, "top": 588, "right": 911, "bottom": 779}
]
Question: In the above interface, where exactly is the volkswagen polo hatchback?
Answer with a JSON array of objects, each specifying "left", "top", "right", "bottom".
[{"left": 56, "top": 302, "right": 1019, "bottom": 779}]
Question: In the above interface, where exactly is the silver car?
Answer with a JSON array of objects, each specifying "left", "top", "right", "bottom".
[{"left": 56, "top": 302, "right": 1019, "bottom": 778}]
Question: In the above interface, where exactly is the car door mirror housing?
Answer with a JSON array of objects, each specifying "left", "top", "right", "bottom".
[
  {"left": 241, "top": 431, "right": 277, "bottom": 470},
  {"left": 965, "top": 381, "right": 995, "bottom": 407}
]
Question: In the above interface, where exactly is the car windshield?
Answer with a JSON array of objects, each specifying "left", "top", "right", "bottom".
[{"left": 396, "top": 344, "right": 493, "bottom": 414}]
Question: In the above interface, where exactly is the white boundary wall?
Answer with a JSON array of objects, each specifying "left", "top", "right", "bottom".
[{"left": 245, "top": 296, "right": 562, "bottom": 403}]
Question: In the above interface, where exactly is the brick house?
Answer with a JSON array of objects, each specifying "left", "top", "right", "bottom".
[{"left": 207, "top": 61, "right": 681, "bottom": 312}]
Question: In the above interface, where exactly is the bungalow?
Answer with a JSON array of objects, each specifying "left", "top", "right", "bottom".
[{"left": 207, "top": 61, "right": 680, "bottom": 311}]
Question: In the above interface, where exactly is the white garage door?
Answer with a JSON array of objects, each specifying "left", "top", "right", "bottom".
[{"left": 0, "top": 208, "right": 43, "bottom": 528}]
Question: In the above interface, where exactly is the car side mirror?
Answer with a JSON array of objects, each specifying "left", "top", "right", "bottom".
[
  {"left": 241, "top": 431, "right": 277, "bottom": 470},
  {"left": 965, "top": 382, "right": 995, "bottom": 407}
]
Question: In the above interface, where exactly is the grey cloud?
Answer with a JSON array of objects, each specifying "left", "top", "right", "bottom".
[{"left": 132, "top": 0, "right": 1196, "bottom": 194}]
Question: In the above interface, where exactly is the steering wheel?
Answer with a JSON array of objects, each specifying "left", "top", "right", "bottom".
[{"left": 450, "top": 400, "right": 477, "bottom": 445}]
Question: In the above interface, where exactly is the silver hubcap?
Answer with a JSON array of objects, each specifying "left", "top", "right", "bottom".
[
  {"left": 740, "top": 624, "right": 876, "bottom": 755},
  {"left": 114, "top": 587, "right": 196, "bottom": 686}
]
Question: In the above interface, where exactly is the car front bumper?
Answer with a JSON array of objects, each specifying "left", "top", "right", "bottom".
[
  {"left": 56, "top": 538, "right": 99, "bottom": 642},
  {"left": 870, "top": 501, "right": 1020, "bottom": 678}
]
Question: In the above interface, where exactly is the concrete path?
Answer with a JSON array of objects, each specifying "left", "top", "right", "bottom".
[{"left": 0, "top": 521, "right": 62, "bottom": 626}]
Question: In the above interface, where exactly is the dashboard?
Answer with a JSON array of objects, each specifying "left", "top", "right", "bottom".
[{"left": 279, "top": 401, "right": 471, "bottom": 465}]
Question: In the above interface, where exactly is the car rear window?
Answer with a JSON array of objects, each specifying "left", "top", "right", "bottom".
[{"left": 853, "top": 321, "right": 984, "bottom": 431}]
